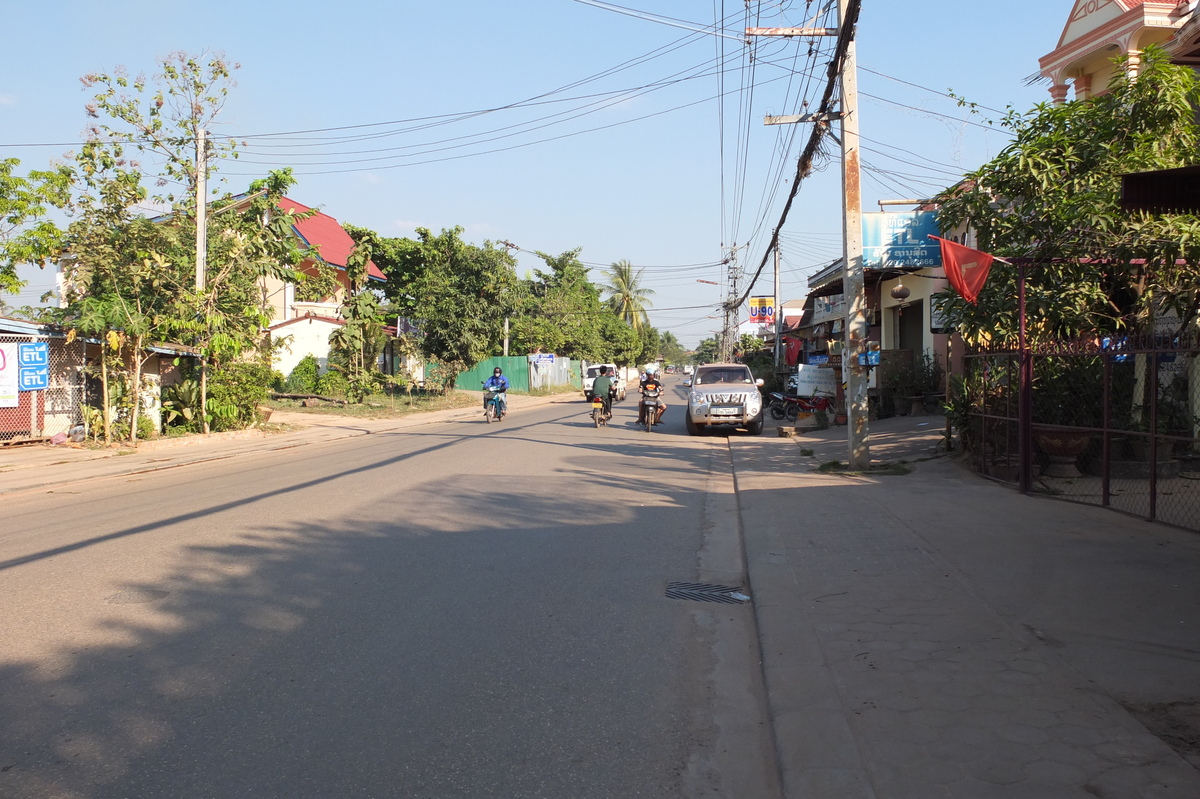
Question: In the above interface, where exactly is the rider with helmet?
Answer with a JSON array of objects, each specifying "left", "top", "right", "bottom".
[
  {"left": 637, "top": 364, "right": 667, "bottom": 427},
  {"left": 483, "top": 367, "right": 509, "bottom": 418}
]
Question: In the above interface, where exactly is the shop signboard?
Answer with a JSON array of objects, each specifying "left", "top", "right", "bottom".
[
  {"left": 863, "top": 211, "right": 942, "bottom": 270},
  {"left": 791, "top": 364, "right": 837, "bottom": 397},
  {"left": 749, "top": 296, "right": 775, "bottom": 326}
]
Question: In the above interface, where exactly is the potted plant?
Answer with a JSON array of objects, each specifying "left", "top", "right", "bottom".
[
  {"left": 912, "top": 352, "right": 945, "bottom": 414},
  {"left": 885, "top": 359, "right": 917, "bottom": 416},
  {"left": 1030, "top": 357, "right": 1102, "bottom": 477}
]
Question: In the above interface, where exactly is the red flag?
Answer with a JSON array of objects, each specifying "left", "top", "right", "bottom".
[
  {"left": 784, "top": 337, "right": 802, "bottom": 366},
  {"left": 929, "top": 235, "right": 993, "bottom": 305}
]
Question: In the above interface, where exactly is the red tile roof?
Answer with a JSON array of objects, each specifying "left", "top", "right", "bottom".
[{"left": 279, "top": 197, "right": 385, "bottom": 281}]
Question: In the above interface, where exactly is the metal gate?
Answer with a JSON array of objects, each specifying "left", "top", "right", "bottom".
[{"left": 962, "top": 332, "right": 1200, "bottom": 531}]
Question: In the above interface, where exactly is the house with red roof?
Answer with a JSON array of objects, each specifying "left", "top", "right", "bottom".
[{"left": 263, "top": 198, "right": 387, "bottom": 378}]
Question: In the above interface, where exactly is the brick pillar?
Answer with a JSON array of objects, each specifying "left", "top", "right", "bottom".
[
  {"left": 1048, "top": 83, "right": 1070, "bottom": 105},
  {"left": 1073, "top": 74, "right": 1093, "bottom": 100}
]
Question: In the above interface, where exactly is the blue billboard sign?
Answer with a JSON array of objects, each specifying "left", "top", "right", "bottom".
[{"left": 862, "top": 211, "right": 942, "bottom": 270}]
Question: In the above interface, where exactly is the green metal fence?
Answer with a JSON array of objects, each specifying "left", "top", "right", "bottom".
[
  {"left": 455, "top": 357, "right": 531, "bottom": 392},
  {"left": 454, "top": 356, "right": 583, "bottom": 392}
]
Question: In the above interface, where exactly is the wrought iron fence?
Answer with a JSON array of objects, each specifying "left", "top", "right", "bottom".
[{"left": 963, "top": 333, "right": 1200, "bottom": 531}]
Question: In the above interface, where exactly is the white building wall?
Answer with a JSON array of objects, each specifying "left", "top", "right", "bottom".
[{"left": 271, "top": 318, "right": 342, "bottom": 378}]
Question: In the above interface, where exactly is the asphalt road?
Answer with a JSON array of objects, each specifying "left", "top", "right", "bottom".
[{"left": 0, "top": 380, "right": 779, "bottom": 798}]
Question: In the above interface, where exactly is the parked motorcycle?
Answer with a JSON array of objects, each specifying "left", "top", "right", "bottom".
[{"left": 767, "top": 391, "right": 834, "bottom": 422}]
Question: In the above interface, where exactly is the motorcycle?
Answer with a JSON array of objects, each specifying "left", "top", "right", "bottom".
[
  {"left": 591, "top": 394, "right": 610, "bottom": 427},
  {"left": 767, "top": 391, "right": 833, "bottom": 422},
  {"left": 640, "top": 386, "right": 662, "bottom": 433},
  {"left": 482, "top": 385, "right": 507, "bottom": 423}
]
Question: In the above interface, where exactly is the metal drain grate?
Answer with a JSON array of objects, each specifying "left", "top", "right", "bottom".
[{"left": 665, "top": 582, "right": 749, "bottom": 604}]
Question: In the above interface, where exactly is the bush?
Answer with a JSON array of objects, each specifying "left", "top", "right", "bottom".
[
  {"left": 315, "top": 371, "right": 350, "bottom": 398},
  {"left": 208, "top": 362, "right": 273, "bottom": 431},
  {"left": 112, "top": 413, "right": 157, "bottom": 442},
  {"left": 162, "top": 378, "right": 203, "bottom": 431},
  {"left": 285, "top": 355, "right": 320, "bottom": 394}
]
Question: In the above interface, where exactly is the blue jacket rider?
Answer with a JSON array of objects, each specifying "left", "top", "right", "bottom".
[{"left": 484, "top": 367, "right": 509, "bottom": 416}]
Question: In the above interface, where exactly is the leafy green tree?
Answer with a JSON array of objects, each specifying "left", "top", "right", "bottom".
[
  {"left": 329, "top": 226, "right": 388, "bottom": 401},
  {"left": 599, "top": 314, "right": 642, "bottom": 366},
  {"left": 67, "top": 53, "right": 307, "bottom": 436},
  {"left": 510, "top": 249, "right": 615, "bottom": 361},
  {"left": 937, "top": 47, "right": 1200, "bottom": 344},
  {"left": 694, "top": 336, "right": 721, "bottom": 364},
  {"left": 659, "top": 330, "right": 687, "bottom": 365},
  {"left": 599, "top": 258, "right": 654, "bottom": 332},
  {"left": 0, "top": 159, "right": 71, "bottom": 295},
  {"left": 403, "top": 227, "right": 517, "bottom": 390},
  {"left": 635, "top": 324, "right": 661, "bottom": 365}
]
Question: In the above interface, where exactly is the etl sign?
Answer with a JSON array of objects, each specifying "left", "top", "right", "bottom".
[
  {"left": 18, "top": 343, "right": 49, "bottom": 391},
  {"left": 862, "top": 211, "right": 942, "bottom": 269}
]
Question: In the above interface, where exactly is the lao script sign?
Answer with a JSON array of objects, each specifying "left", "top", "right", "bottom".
[{"left": 862, "top": 211, "right": 942, "bottom": 270}]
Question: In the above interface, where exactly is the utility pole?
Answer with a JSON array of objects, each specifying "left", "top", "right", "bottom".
[
  {"left": 194, "top": 127, "right": 210, "bottom": 434},
  {"left": 722, "top": 247, "right": 741, "bottom": 362},
  {"left": 773, "top": 244, "right": 782, "bottom": 369},
  {"left": 838, "top": 0, "right": 870, "bottom": 470},
  {"left": 195, "top": 127, "right": 208, "bottom": 292},
  {"left": 747, "top": 2, "right": 867, "bottom": 466}
]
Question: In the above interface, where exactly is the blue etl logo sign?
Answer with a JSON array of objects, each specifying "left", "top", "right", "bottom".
[{"left": 17, "top": 343, "right": 49, "bottom": 391}]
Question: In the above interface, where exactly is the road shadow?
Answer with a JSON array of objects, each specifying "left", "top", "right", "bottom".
[{"left": 0, "top": 458, "right": 723, "bottom": 797}]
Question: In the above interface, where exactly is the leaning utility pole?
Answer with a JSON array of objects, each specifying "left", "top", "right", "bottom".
[
  {"left": 747, "top": 0, "right": 868, "bottom": 466},
  {"left": 838, "top": 0, "right": 870, "bottom": 470},
  {"left": 773, "top": 244, "right": 782, "bottom": 369}
]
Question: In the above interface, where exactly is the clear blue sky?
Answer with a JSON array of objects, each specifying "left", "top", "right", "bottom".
[{"left": 3, "top": 1, "right": 1069, "bottom": 346}]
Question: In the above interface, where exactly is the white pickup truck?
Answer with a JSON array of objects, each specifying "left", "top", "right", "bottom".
[{"left": 582, "top": 363, "right": 627, "bottom": 401}]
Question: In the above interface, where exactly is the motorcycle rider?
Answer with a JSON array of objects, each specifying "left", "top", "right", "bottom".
[
  {"left": 483, "top": 366, "right": 509, "bottom": 418},
  {"left": 591, "top": 365, "right": 614, "bottom": 420},
  {"left": 637, "top": 365, "right": 667, "bottom": 427}
]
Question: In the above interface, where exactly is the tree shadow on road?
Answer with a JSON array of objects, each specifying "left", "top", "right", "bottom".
[{"left": 0, "top": 447, "right": 723, "bottom": 798}]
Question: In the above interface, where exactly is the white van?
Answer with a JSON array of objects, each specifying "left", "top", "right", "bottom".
[{"left": 583, "top": 363, "right": 627, "bottom": 401}]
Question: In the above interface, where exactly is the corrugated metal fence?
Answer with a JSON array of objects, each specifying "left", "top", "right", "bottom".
[{"left": 454, "top": 355, "right": 582, "bottom": 393}]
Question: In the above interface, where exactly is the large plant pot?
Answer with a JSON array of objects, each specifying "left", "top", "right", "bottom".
[
  {"left": 1125, "top": 436, "right": 1172, "bottom": 462},
  {"left": 1033, "top": 429, "right": 1091, "bottom": 478}
]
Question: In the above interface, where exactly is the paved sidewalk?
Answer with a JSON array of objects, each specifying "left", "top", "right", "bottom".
[
  {"left": 0, "top": 390, "right": 572, "bottom": 498},
  {"left": 733, "top": 415, "right": 1200, "bottom": 797}
]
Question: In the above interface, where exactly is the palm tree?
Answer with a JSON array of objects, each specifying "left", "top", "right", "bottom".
[{"left": 599, "top": 259, "right": 654, "bottom": 332}]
